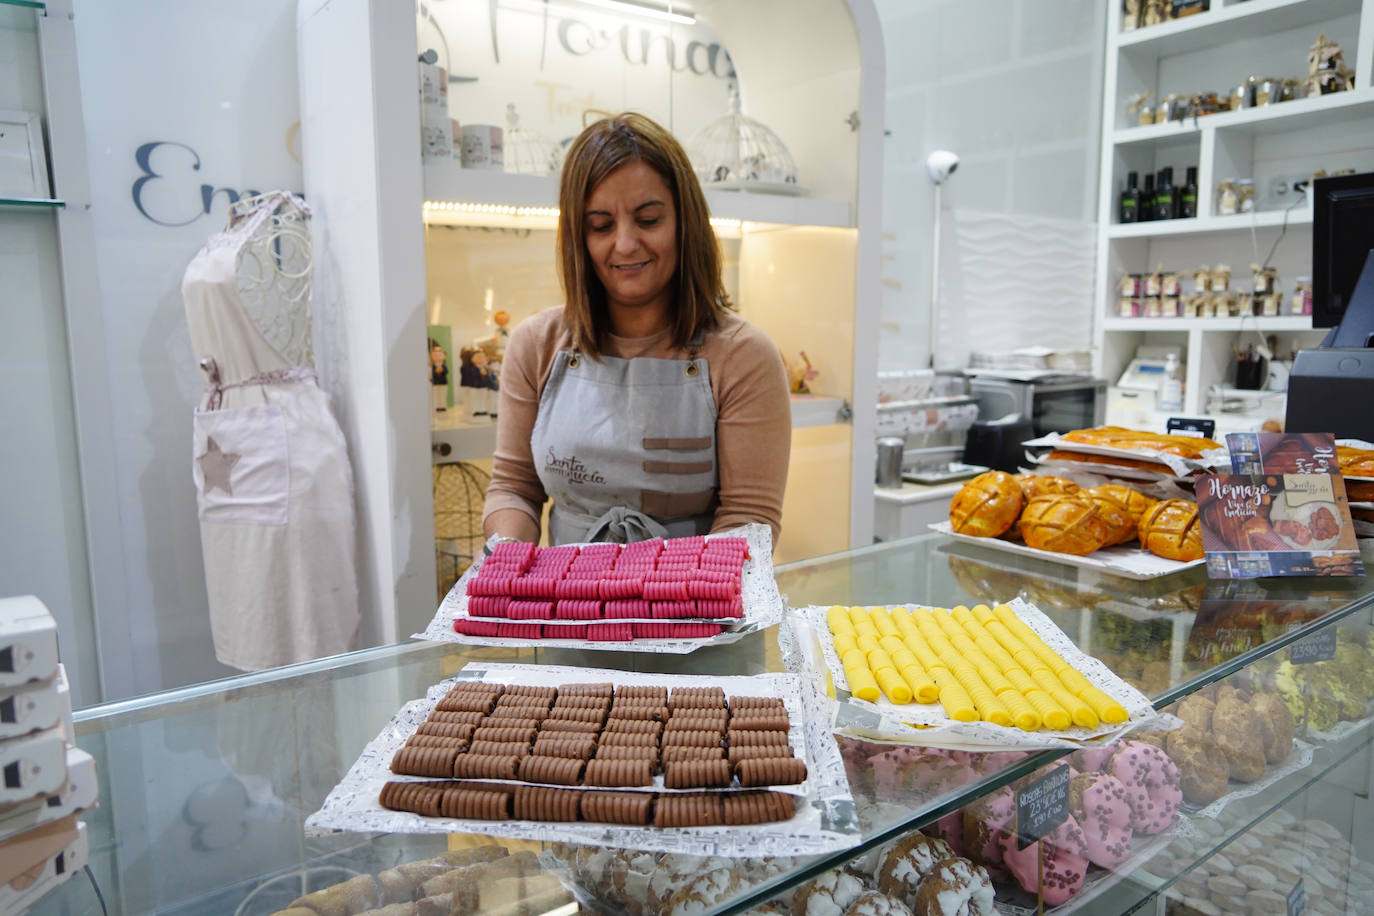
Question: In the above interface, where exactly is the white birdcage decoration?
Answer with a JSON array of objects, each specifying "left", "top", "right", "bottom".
[
  {"left": 686, "top": 87, "right": 802, "bottom": 194},
  {"left": 503, "top": 104, "right": 562, "bottom": 177}
]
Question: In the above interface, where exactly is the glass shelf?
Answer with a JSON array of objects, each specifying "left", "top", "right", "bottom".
[
  {"left": 39, "top": 533, "right": 1374, "bottom": 916},
  {"left": 0, "top": 0, "right": 45, "bottom": 9},
  {"left": 0, "top": 196, "right": 64, "bottom": 209}
]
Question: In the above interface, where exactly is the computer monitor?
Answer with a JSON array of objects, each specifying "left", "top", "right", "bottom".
[{"left": 1312, "top": 171, "right": 1374, "bottom": 334}]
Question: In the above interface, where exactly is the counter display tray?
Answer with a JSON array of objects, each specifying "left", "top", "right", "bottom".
[
  {"left": 305, "top": 663, "right": 859, "bottom": 857},
  {"left": 930, "top": 521, "right": 1204, "bottom": 581},
  {"left": 418, "top": 524, "right": 784, "bottom": 654},
  {"left": 782, "top": 598, "right": 1161, "bottom": 751}
]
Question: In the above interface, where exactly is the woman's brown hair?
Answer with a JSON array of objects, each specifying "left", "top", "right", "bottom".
[{"left": 557, "top": 112, "right": 731, "bottom": 354}]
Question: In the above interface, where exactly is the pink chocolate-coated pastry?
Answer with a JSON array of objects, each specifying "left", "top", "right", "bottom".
[
  {"left": 999, "top": 815, "right": 1089, "bottom": 906},
  {"left": 932, "top": 811, "right": 965, "bottom": 857},
  {"left": 1108, "top": 740, "right": 1182, "bottom": 835},
  {"left": 1073, "top": 745, "right": 1115, "bottom": 773},
  {"left": 1071, "top": 772, "right": 1134, "bottom": 869},
  {"left": 962, "top": 785, "right": 1014, "bottom": 878}
]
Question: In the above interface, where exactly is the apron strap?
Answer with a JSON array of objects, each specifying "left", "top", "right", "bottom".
[{"left": 581, "top": 506, "right": 671, "bottom": 544}]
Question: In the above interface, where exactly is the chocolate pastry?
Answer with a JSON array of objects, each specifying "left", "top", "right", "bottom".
[
  {"left": 600, "top": 731, "right": 659, "bottom": 747},
  {"left": 452, "top": 754, "right": 522, "bottom": 780},
  {"left": 518, "top": 755, "right": 586, "bottom": 785},
  {"left": 584, "top": 758, "right": 654, "bottom": 787},
  {"left": 407, "top": 732, "right": 471, "bottom": 749},
  {"left": 595, "top": 744, "right": 660, "bottom": 763},
  {"left": 417, "top": 721, "right": 478, "bottom": 739},
  {"left": 551, "top": 695, "right": 611, "bottom": 711},
  {"left": 669, "top": 686, "right": 727, "bottom": 709},
  {"left": 380, "top": 780, "right": 445, "bottom": 817},
  {"left": 545, "top": 705, "right": 606, "bottom": 724},
  {"left": 439, "top": 787, "right": 512, "bottom": 820},
  {"left": 721, "top": 791, "right": 795, "bottom": 826},
  {"left": 722, "top": 714, "right": 789, "bottom": 732},
  {"left": 531, "top": 735, "right": 597, "bottom": 760},
  {"left": 728, "top": 744, "right": 793, "bottom": 765},
  {"left": 467, "top": 740, "right": 531, "bottom": 758},
  {"left": 436, "top": 690, "right": 499, "bottom": 714},
  {"left": 539, "top": 718, "right": 602, "bottom": 733},
  {"left": 607, "top": 703, "right": 669, "bottom": 722},
  {"left": 503, "top": 685, "right": 557, "bottom": 701},
  {"left": 664, "top": 758, "right": 732, "bottom": 788},
  {"left": 602, "top": 718, "right": 663, "bottom": 735},
  {"left": 427, "top": 710, "right": 485, "bottom": 726},
  {"left": 728, "top": 696, "right": 787, "bottom": 712},
  {"left": 662, "top": 729, "right": 722, "bottom": 748},
  {"left": 616, "top": 685, "right": 669, "bottom": 703},
  {"left": 663, "top": 714, "right": 728, "bottom": 734},
  {"left": 580, "top": 790, "right": 653, "bottom": 825},
  {"left": 472, "top": 725, "right": 537, "bottom": 744},
  {"left": 726, "top": 729, "right": 790, "bottom": 747},
  {"left": 557, "top": 682, "right": 615, "bottom": 697},
  {"left": 513, "top": 784, "right": 582, "bottom": 821},
  {"left": 391, "top": 745, "right": 462, "bottom": 778},
  {"left": 478, "top": 715, "right": 540, "bottom": 731},
  {"left": 735, "top": 757, "right": 807, "bottom": 787},
  {"left": 653, "top": 792, "right": 724, "bottom": 827},
  {"left": 663, "top": 745, "right": 725, "bottom": 763}
]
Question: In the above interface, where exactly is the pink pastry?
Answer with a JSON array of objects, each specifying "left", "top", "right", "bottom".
[
  {"left": 998, "top": 815, "right": 1089, "bottom": 906},
  {"left": 1073, "top": 745, "right": 1115, "bottom": 773},
  {"left": 931, "top": 811, "right": 965, "bottom": 857},
  {"left": 1108, "top": 740, "right": 1182, "bottom": 835},
  {"left": 961, "top": 786, "right": 1013, "bottom": 878},
  {"left": 452, "top": 618, "right": 499, "bottom": 637},
  {"left": 1070, "top": 772, "right": 1134, "bottom": 869}
]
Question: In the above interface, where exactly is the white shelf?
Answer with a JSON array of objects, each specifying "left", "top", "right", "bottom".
[
  {"left": 1114, "top": 0, "right": 1362, "bottom": 57},
  {"left": 1112, "top": 88, "right": 1374, "bottom": 146},
  {"left": 1106, "top": 208, "right": 1313, "bottom": 238},
  {"left": 422, "top": 164, "right": 853, "bottom": 229},
  {"left": 1102, "top": 316, "right": 1317, "bottom": 331}
]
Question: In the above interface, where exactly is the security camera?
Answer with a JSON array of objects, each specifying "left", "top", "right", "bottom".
[{"left": 925, "top": 150, "right": 960, "bottom": 185}]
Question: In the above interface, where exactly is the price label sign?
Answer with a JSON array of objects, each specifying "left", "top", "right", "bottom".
[
  {"left": 1016, "top": 764, "right": 1070, "bottom": 850},
  {"left": 1290, "top": 627, "right": 1337, "bottom": 665},
  {"left": 1288, "top": 877, "right": 1306, "bottom": 916}
]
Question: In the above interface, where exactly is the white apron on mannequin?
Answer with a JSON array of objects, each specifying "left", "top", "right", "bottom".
[
  {"left": 531, "top": 329, "right": 720, "bottom": 545},
  {"left": 182, "top": 192, "right": 359, "bottom": 670}
]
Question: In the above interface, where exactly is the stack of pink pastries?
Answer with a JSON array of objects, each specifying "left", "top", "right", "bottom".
[{"left": 454, "top": 536, "right": 749, "bottom": 641}]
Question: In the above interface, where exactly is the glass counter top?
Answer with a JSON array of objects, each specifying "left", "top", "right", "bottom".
[{"left": 34, "top": 532, "right": 1374, "bottom": 915}]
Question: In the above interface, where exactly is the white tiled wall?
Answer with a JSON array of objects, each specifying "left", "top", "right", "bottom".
[{"left": 875, "top": 0, "right": 1107, "bottom": 370}]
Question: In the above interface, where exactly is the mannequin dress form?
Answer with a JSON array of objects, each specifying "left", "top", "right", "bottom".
[{"left": 182, "top": 191, "right": 360, "bottom": 670}]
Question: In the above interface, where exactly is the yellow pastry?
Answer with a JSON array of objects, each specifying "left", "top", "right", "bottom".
[
  {"left": 827, "top": 606, "right": 856, "bottom": 634},
  {"left": 869, "top": 607, "right": 898, "bottom": 638},
  {"left": 845, "top": 663, "right": 880, "bottom": 702},
  {"left": 875, "top": 668, "right": 914, "bottom": 704}
]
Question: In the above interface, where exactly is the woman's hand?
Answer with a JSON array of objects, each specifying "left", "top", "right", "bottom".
[{"left": 483, "top": 507, "right": 541, "bottom": 543}]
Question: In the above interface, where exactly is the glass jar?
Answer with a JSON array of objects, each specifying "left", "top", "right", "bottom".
[
  {"left": 1294, "top": 276, "right": 1313, "bottom": 315},
  {"left": 1162, "top": 272, "right": 1182, "bottom": 296},
  {"left": 1253, "top": 266, "right": 1279, "bottom": 295},
  {"left": 1144, "top": 296, "right": 1162, "bottom": 318},
  {"left": 1160, "top": 295, "right": 1181, "bottom": 317},
  {"left": 1119, "top": 273, "right": 1145, "bottom": 296},
  {"left": 1211, "top": 264, "right": 1232, "bottom": 292},
  {"left": 1228, "top": 83, "right": 1250, "bottom": 110},
  {"left": 1235, "top": 292, "right": 1254, "bottom": 316},
  {"left": 1216, "top": 180, "right": 1239, "bottom": 215},
  {"left": 1118, "top": 297, "right": 1141, "bottom": 318},
  {"left": 1145, "top": 271, "right": 1163, "bottom": 297},
  {"left": 1236, "top": 179, "right": 1256, "bottom": 213},
  {"left": 1253, "top": 78, "right": 1281, "bottom": 106}
]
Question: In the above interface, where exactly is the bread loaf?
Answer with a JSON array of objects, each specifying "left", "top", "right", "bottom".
[
  {"left": 1018, "top": 495, "right": 1110, "bottom": 556},
  {"left": 949, "top": 471, "right": 1024, "bottom": 538},
  {"left": 1137, "top": 499, "right": 1203, "bottom": 562},
  {"left": 1086, "top": 484, "right": 1155, "bottom": 546}
]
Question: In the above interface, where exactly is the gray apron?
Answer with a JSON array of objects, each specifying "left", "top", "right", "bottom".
[{"left": 531, "top": 330, "right": 719, "bottom": 545}]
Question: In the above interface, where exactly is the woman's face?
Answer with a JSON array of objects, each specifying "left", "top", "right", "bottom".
[{"left": 583, "top": 160, "right": 678, "bottom": 316}]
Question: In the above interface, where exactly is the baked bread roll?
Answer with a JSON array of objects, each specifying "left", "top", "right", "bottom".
[
  {"left": 1060, "top": 425, "right": 1221, "bottom": 458},
  {"left": 1086, "top": 484, "right": 1155, "bottom": 546},
  {"left": 1337, "top": 445, "right": 1374, "bottom": 478},
  {"left": 1019, "top": 495, "right": 1110, "bottom": 556},
  {"left": 1213, "top": 694, "right": 1267, "bottom": 783},
  {"left": 1014, "top": 474, "right": 1080, "bottom": 501},
  {"left": 1137, "top": 499, "right": 1203, "bottom": 562},
  {"left": 1251, "top": 692, "right": 1295, "bottom": 764},
  {"left": 1046, "top": 449, "right": 1176, "bottom": 477},
  {"left": 949, "top": 471, "right": 1024, "bottom": 538},
  {"left": 1166, "top": 726, "right": 1229, "bottom": 805}
]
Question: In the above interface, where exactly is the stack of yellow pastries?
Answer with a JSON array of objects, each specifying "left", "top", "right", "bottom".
[{"left": 826, "top": 603, "right": 1129, "bottom": 732}]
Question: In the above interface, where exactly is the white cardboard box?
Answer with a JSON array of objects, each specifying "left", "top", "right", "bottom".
[
  {"left": 0, "top": 664, "right": 69, "bottom": 740},
  {"left": 0, "top": 818, "right": 87, "bottom": 912},
  {"left": 0, "top": 746, "right": 98, "bottom": 845},
  {"left": 0, "top": 724, "right": 67, "bottom": 804},
  {"left": 0, "top": 596, "right": 59, "bottom": 688}
]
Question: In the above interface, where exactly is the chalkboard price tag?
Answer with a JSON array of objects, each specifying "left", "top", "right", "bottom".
[
  {"left": 1016, "top": 764, "right": 1070, "bottom": 850},
  {"left": 1288, "top": 877, "right": 1306, "bottom": 916},
  {"left": 1290, "top": 628, "right": 1337, "bottom": 664}
]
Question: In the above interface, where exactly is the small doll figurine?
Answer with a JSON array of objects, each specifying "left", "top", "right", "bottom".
[
  {"left": 428, "top": 338, "right": 449, "bottom": 414},
  {"left": 459, "top": 347, "right": 490, "bottom": 417}
]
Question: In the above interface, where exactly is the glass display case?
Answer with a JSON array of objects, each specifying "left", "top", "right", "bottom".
[{"left": 36, "top": 532, "right": 1374, "bottom": 915}]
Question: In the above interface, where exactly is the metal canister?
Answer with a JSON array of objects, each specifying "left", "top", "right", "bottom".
[{"left": 876, "top": 437, "right": 905, "bottom": 488}]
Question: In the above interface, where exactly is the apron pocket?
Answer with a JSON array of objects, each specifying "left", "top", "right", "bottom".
[{"left": 193, "top": 406, "right": 290, "bottom": 525}]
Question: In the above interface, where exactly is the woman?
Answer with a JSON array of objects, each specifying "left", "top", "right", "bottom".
[{"left": 482, "top": 113, "right": 791, "bottom": 546}]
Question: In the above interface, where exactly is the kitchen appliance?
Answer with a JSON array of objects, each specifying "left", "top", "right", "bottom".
[
  {"left": 1116, "top": 344, "right": 1184, "bottom": 392},
  {"left": 874, "top": 369, "right": 985, "bottom": 483},
  {"left": 968, "top": 374, "right": 1107, "bottom": 439},
  {"left": 963, "top": 414, "right": 1036, "bottom": 474}
]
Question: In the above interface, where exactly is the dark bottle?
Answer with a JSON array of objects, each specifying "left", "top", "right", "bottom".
[
  {"left": 1156, "top": 167, "right": 1177, "bottom": 220},
  {"left": 1179, "top": 165, "right": 1198, "bottom": 218},
  {"left": 1119, "top": 171, "right": 1140, "bottom": 223},
  {"left": 1141, "top": 173, "right": 1156, "bottom": 221}
]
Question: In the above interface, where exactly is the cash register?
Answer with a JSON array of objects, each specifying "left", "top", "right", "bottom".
[{"left": 1286, "top": 173, "right": 1374, "bottom": 441}]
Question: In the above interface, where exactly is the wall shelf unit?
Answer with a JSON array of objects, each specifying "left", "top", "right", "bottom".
[{"left": 1093, "top": 0, "right": 1372, "bottom": 423}]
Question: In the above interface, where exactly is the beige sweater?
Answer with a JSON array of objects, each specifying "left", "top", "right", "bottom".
[{"left": 482, "top": 307, "right": 791, "bottom": 542}]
